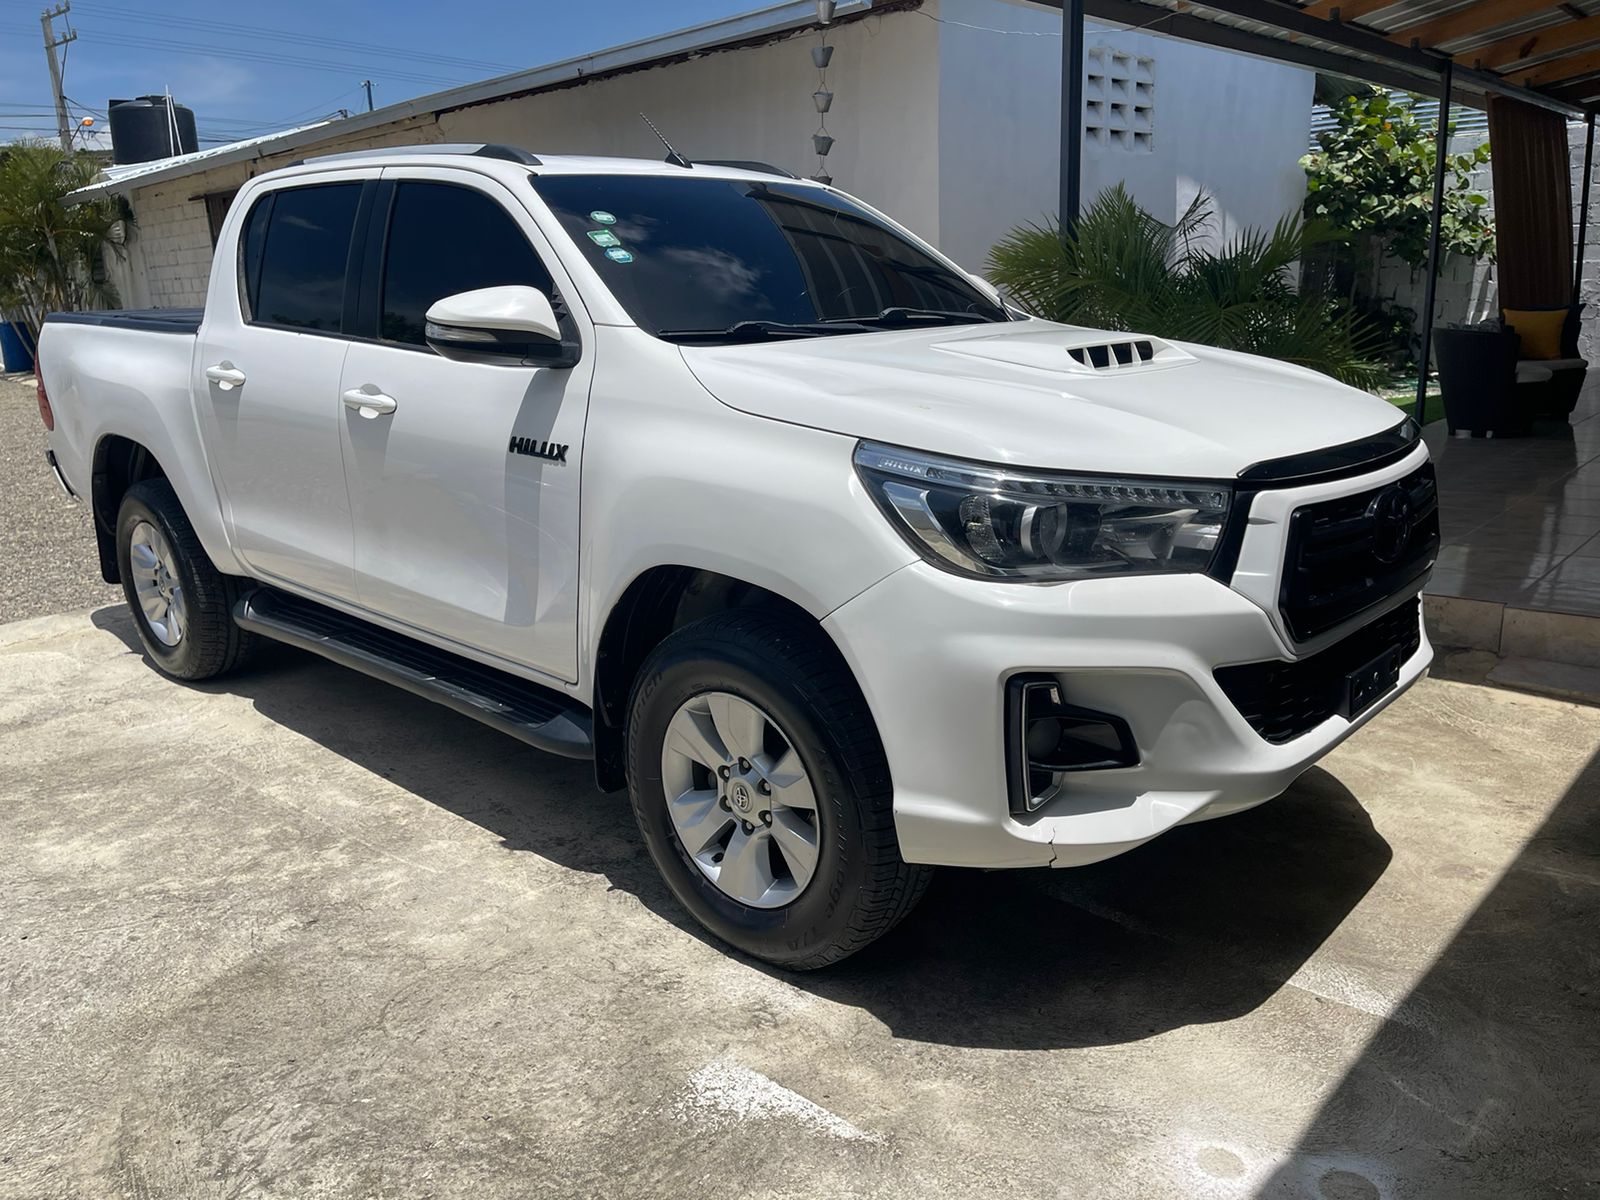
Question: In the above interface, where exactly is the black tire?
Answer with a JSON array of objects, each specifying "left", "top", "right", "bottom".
[
  {"left": 626, "top": 609, "right": 932, "bottom": 969},
  {"left": 115, "top": 478, "right": 257, "bottom": 681}
]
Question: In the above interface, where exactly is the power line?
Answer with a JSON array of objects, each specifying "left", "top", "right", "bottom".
[
  {"left": 69, "top": 26, "right": 476, "bottom": 86},
  {"left": 55, "top": 86, "right": 360, "bottom": 148},
  {"left": 63, "top": 1, "right": 521, "bottom": 74},
  {"left": 0, "top": 21, "right": 478, "bottom": 88}
]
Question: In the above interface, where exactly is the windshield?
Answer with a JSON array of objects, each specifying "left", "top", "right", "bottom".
[{"left": 529, "top": 173, "right": 1008, "bottom": 340}]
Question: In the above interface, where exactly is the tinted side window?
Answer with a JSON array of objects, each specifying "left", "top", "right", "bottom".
[
  {"left": 380, "top": 182, "right": 553, "bottom": 346},
  {"left": 251, "top": 183, "right": 361, "bottom": 332},
  {"left": 238, "top": 193, "right": 272, "bottom": 317}
]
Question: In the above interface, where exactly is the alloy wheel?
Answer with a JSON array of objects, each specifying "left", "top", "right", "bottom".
[
  {"left": 659, "top": 691, "right": 821, "bottom": 908},
  {"left": 128, "top": 519, "right": 187, "bottom": 647}
]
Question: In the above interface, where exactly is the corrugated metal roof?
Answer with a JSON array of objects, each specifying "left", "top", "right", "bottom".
[
  {"left": 86, "top": 119, "right": 340, "bottom": 192},
  {"left": 1308, "top": 96, "right": 1491, "bottom": 147},
  {"left": 1072, "top": 0, "right": 1597, "bottom": 114}
]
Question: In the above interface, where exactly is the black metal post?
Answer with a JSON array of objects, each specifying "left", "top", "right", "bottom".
[
  {"left": 1574, "top": 113, "right": 1595, "bottom": 305},
  {"left": 1415, "top": 56, "right": 1453, "bottom": 427},
  {"left": 1060, "top": 0, "right": 1084, "bottom": 239}
]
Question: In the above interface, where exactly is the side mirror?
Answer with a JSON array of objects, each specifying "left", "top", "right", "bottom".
[{"left": 424, "top": 285, "right": 579, "bottom": 367}]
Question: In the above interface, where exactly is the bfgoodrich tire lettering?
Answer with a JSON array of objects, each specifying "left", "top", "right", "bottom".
[
  {"left": 115, "top": 479, "right": 256, "bottom": 681},
  {"left": 626, "top": 609, "right": 932, "bottom": 969}
]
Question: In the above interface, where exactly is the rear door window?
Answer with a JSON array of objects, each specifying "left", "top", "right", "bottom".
[
  {"left": 378, "top": 182, "right": 554, "bottom": 347},
  {"left": 245, "top": 182, "right": 362, "bottom": 332}
]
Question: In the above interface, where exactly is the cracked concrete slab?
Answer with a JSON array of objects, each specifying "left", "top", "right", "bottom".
[{"left": 2, "top": 607, "right": 1597, "bottom": 1199}]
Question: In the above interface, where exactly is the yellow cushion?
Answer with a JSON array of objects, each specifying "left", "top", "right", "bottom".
[{"left": 1503, "top": 308, "right": 1566, "bottom": 360}]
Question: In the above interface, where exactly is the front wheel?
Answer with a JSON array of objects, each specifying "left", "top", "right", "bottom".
[{"left": 626, "top": 610, "right": 931, "bottom": 969}]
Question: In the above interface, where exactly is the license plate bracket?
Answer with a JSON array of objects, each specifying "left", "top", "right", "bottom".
[{"left": 1342, "top": 643, "right": 1404, "bottom": 721}]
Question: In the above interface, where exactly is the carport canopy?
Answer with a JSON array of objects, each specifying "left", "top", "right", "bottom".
[{"left": 1034, "top": 0, "right": 1600, "bottom": 417}]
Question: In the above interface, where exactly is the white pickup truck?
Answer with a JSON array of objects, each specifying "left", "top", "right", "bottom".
[{"left": 38, "top": 145, "right": 1438, "bottom": 967}]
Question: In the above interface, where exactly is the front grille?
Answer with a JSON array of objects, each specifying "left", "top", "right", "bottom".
[
  {"left": 1215, "top": 598, "right": 1422, "bottom": 744},
  {"left": 1279, "top": 461, "right": 1438, "bottom": 641}
]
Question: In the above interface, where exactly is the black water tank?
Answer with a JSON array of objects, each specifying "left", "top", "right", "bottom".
[{"left": 108, "top": 96, "right": 199, "bottom": 164}]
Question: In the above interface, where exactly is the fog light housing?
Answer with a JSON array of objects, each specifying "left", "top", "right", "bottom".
[{"left": 1005, "top": 674, "right": 1139, "bottom": 814}]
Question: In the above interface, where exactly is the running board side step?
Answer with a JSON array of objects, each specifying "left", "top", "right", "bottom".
[{"left": 234, "top": 588, "right": 593, "bottom": 760}]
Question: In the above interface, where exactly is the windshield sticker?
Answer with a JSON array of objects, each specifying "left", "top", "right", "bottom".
[
  {"left": 604, "top": 247, "right": 634, "bottom": 264},
  {"left": 587, "top": 229, "right": 622, "bottom": 248},
  {"left": 589, "top": 210, "right": 617, "bottom": 225}
]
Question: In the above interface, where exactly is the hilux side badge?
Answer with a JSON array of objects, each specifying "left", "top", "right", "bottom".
[{"left": 509, "top": 436, "right": 569, "bottom": 464}]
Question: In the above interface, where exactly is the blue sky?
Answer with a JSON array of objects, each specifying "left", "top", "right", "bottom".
[{"left": 0, "top": 0, "right": 762, "bottom": 146}]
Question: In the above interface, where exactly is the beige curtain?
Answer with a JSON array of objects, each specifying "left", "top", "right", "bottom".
[{"left": 1488, "top": 96, "right": 1574, "bottom": 310}]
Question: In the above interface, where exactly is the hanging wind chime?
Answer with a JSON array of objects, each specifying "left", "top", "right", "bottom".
[{"left": 811, "top": 0, "right": 835, "bottom": 185}]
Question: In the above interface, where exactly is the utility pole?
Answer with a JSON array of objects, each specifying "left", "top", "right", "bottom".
[
  {"left": 360, "top": 80, "right": 374, "bottom": 112},
  {"left": 41, "top": 2, "right": 76, "bottom": 152}
]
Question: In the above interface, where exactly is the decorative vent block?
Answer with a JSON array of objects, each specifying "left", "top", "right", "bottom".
[{"left": 1084, "top": 46, "right": 1154, "bottom": 153}]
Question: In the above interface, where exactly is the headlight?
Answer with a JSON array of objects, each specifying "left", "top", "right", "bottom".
[{"left": 854, "top": 442, "right": 1232, "bottom": 581}]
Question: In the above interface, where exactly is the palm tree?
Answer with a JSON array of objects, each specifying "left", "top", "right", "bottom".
[
  {"left": 987, "top": 185, "right": 1384, "bottom": 390},
  {"left": 0, "top": 142, "right": 120, "bottom": 350}
]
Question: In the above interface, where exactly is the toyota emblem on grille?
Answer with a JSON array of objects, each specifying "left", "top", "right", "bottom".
[{"left": 1367, "top": 486, "right": 1414, "bottom": 564}]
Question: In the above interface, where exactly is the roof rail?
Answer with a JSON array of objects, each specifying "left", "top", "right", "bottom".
[
  {"left": 693, "top": 159, "right": 797, "bottom": 179},
  {"left": 285, "top": 143, "right": 543, "bottom": 169}
]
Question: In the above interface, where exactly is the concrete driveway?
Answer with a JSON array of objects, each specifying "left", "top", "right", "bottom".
[{"left": 2, "top": 607, "right": 1597, "bottom": 1199}]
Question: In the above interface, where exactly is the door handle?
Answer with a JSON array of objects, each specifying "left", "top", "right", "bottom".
[
  {"left": 342, "top": 387, "right": 398, "bottom": 418},
  {"left": 204, "top": 362, "right": 246, "bottom": 391}
]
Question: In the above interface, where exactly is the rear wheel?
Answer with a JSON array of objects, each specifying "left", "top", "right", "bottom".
[
  {"left": 115, "top": 479, "right": 256, "bottom": 681},
  {"left": 626, "top": 609, "right": 932, "bottom": 969}
]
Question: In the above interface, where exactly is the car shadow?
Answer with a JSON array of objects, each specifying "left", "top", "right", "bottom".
[{"left": 91, "top": 605, "right": 1392, "bottom": 1051}]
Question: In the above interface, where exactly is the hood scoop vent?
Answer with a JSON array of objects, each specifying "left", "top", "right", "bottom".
[
  {"left": 933, "top": 327, "right": 1195, "bottom": 376},
  {"left": 1069, "top": 338, "right": 1157, "bottom": 370},
  {"left": 1062, "top": 335, "right": 1195, "bottom": 373}
]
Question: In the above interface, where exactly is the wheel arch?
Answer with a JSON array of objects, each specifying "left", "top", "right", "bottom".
[
  {"left": 590, "top": 565, "right": 848, "bottom": 792},
  {"left": 91, "top": 434, "right": 170, "bottom": 584}
]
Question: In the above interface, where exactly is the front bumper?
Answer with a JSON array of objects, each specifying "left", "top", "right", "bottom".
[{"left": 822, "top": 448, "right": 1434, "bottom": 870}]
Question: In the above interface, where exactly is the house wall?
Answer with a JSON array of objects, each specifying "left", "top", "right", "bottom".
[
  {"left": 107, "top": 116, "right": 445, "bottom": 309},
  {"left": 435, "top": 5, "right": 943, "bottom": 244},
  {"left": 105, "top": 7, "right": 940, "bottom": 308},
  {"left": 934, "top": 0, "right": 1316, "bottom": 272},
  {"left": 1571, "top": 121, "right": 1600, "bottom": 362},
  {"left": 104, "top": 0, "right": 1312, "bottom": 307}
]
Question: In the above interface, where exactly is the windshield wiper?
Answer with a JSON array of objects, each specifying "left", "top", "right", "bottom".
[
  {"left": 821, "top": 307, "right": 999, "bottom": 328},
  {"left": 656, "top": 319, "right": 871, "bottom": 344}
]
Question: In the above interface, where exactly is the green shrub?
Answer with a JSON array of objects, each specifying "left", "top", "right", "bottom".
[
  {"left": 1301, "top": 91, "right": 1492, "bottom": 268},
  {"left": 987, "top": 185, "right": 1386, "bottom": 390},
  {"left": 0, "top": 142, "right": 120, "bottom": 344}
]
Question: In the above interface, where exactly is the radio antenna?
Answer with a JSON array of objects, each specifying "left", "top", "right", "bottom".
[{"left": 640, "top": 112, "right": 691, "bottom": 169}]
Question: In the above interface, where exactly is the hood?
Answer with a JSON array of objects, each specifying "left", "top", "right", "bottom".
[{"left": 679, "top": 320, "right": 1405, "bottom": 479}]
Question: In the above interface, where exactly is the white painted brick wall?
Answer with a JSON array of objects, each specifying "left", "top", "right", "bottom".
[
  {"left": 1570, "top": 121, "right": 1600, "bottom": 362},
  {"left": 109, "top": 115, "right": 444, "bottom": 307}
]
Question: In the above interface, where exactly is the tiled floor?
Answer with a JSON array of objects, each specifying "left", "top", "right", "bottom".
[{"left": 1425, "top": 377, "right": 1600, "bottom": 618}]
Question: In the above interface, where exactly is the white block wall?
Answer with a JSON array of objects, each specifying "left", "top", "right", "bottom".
[
  {"left": 934, "top": 0, "right": 1316, "bottom": 271},
  {"left": 105, "top": 115, "right": 445, "bottom": 309},
  {"left": 1571, "top": 121, "right": 1600, "bottom": 361}
]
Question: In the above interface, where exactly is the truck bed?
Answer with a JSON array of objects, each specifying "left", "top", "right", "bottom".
[{"left": 46, "top": 309, "right": 204, "bottom": 335}]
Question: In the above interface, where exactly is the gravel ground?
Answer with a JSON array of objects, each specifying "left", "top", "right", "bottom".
[{"left": 0, "top": 373, "right": 120, "bottom": 623}]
